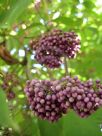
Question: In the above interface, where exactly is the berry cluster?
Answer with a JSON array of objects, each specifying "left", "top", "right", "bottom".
[
  {"left": 24, "top": 76, "right": 102, "bottom": 122},
  {"left": 24, "top": 79, "right": 70, "bottom": 122},
  {"left": 1, "top": 72, "right": 18, "bottom": 100},
  {"left": 61, "top": 77, "right": 102, "bottom": 118},
  {"left": 30, "top": 29, "right": 80, "bottom": 68}
]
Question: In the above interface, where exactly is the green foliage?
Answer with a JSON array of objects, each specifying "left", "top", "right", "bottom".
[
  {"left": 0, "top": 88, "right": 19, "bottom": 133},
  {"left": 0, "top": 88, "right": 12, "bottom": 127},
  {"left": 0, "top": 0, "right": 102, "bottom": 135}
]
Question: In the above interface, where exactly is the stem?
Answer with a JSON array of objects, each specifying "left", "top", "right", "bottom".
[
  {"left": 25, "top": 64, "right": 32, "bottom": 80},
  {"left": 42, "top": 0, "right": 54, "bottom": 79},
  {"left": 42, "top": 0, "right": 50, "bottom": 21},
  {"left": 34, "top": 1, "right": 53, "bottom": 80},
  {"left": 47, "top": 68, "right": 54, "bottom": 80},
  {"left": 35, "top": 6, "right": 49, "bottom": 31},
  {"left": 34, "top": 0, "right": 50, "bottom": 31},
  {"left": 64, "top": 56, "right": 68, "bottom": 76},
  {"left": 24, "top": 49, "right": 32, "bottom": 80},
  {"left": 0, "top": 71, "right": 5, "bottom": 78}
]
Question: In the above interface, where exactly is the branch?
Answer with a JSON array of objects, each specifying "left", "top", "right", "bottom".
[{"left": 0, "top": 41, "right": 27, "bottom": 66}]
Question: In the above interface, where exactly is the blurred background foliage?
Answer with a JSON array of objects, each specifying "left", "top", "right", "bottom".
[{"left": 0, "top": 0, "right": 102, "bottom": 136}]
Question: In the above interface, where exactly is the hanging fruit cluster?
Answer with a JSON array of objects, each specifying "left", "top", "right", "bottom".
[
  {"left": 30, "top": 29, "right": 80, "bottom": 68},
  {"left": 24, "top": 29, "right": 102, "bottom": 122},
  {"left": 24, "top": 76, "right": 102, "bottom": 122},
  {"left": 1, "top": 72, "right": 19, "bottom": 100}
]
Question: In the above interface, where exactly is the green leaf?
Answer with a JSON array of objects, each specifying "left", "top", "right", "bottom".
[
  {"left": 62, "top": 110, "right": 102, "bottom": 136},
  {"left": 1, "top": 0, "right": 32, "bottom": 26},
  {"left": 38, "top": 119, "right": 63, "bottom": 136},
  {"left": 20, "top": 116, "right": 40, "bottom": 136},
  {"left": 0, "top": 89, "right": 20, "bottom": 132},
  {"left": 0, "top": 88, "right": 13, "bottom": 127}
]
